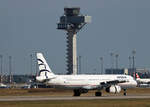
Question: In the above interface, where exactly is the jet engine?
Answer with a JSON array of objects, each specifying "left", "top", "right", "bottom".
[{"left": 105, "top": 85, "right": 121, "bottom": 93}]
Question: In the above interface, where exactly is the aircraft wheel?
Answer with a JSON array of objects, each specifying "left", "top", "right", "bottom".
[
  {"left": 123, "top": 89, "right": 127, "bottom": 96},
  {"left": 95, "top": 92, "right": 102, "bottom": 96},
  {"left": 73, "top": 90, "right": 81, "bottom": 96}
]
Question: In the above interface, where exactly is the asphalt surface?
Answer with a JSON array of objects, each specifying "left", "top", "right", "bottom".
[{"left": 0, "top": 95, "right": 150, "bottom": 101}]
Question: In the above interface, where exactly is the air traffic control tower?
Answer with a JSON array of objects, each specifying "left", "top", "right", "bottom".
[{"left": 57, "top": 7, "right": 91, "bottom": 74}]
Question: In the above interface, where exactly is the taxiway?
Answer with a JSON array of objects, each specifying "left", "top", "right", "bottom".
[{"left": 0, "top": 95, "right": 150, "bottom": 101}]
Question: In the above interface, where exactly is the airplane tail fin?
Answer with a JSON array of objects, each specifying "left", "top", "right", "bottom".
[
  {"left": 136, "top": 73, "right": 140, "bottom": 80},
  {"left": 36, "top": 53, "right": 56, "bottom": 82}
]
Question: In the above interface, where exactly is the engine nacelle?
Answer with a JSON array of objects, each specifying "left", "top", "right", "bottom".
[{"left": 105, "top": 85, "right": 121, "bottom": 93}]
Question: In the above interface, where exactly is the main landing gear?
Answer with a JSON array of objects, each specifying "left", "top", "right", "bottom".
[
  {"left": 123, "top": 89, "right": 127, "bottom": 96},
  {"left": 95, "top": 91, "right": 102, "bottom": 96},
  {"left": 73, "top": 89, "right": 89, "bottom": 96},
  {"left": 73, "top": 89, "right": 102, "bottom": 97},
  {"left": 73, "top": 90, "right": 81, "bottom": 96}
]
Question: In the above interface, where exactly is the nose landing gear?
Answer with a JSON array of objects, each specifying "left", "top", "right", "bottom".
[
  {"left": 123, "top": 89, "right": 127, "bottom": 96},
  {"left": 95, "top": 91, "right": 102, "bottom": 96}
]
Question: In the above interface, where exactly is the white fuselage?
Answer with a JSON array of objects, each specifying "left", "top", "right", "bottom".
[
  {"left": 137, "top": 78, "right": 150, "bottom": 84},
  {"left": 45, "top": 74, "right": 137, "bottom": 90}
]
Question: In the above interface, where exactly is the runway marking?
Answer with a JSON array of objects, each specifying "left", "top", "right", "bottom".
[{"left": 0, "top": 95, "right": 150, "bottom": 101}]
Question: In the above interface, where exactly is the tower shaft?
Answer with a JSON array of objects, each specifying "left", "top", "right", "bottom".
[{"left": 66, "top": 31, "right": 77, "bottom": 74}]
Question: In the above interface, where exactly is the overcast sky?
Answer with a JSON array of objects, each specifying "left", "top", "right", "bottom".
[{"left": 0, "top": 0, "right": 150, "bottom": 75}]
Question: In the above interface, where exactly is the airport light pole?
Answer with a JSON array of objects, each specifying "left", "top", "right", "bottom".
[
  {"left": 9, "top": 56, "right": 12, "bottom": 84},
  {"left": 35, "top": 52, "right": 38, "bottom": 76},
  {"left": 110, "top": 52, "right": 114, "bottom": 74},
  {"left": 132, "top": 49, "right": 136, "bottom": 79},
  {"left": 0, "top": 55, "right": 3, "bottom": 83},
  {"left": 115, "top": 54, "right": 119, "bottom": 69},
  {"left": 34, "top": 52, "right": 38, "bottom": 88},
  {"left": 100, "top": 57, "right": 103, "bottom": 74},
  {"left": 129, "top": 56, "right": 132, "bottom": 69},
  {"left": 128, "top": 56, "right": 132, "bottom": 75},
  {"left": 78, "top": 56, "right": 81, "bottom": 74},
  {"left": 30, "top": 54, "right": 33, "bottom": 76}
]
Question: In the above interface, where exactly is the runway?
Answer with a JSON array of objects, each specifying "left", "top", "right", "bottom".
[{"left": 0, "top": 95, "right": 150, "bottom": 101}]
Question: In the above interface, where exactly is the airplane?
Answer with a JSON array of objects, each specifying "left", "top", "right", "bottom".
[
  {"left": 0, "top": 83, "right": 8, "bottom": 88},
  {"left": 136, "top": 73, "right": 150, "bottom": 84},
  {"left": 36, "top": 53, "right": 137, "bottom": 96}
]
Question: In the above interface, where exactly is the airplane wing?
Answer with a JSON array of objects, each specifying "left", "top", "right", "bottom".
[
  {"left": 100, "top": 80, "right": 126, "bottom": 88},
  {"left": 81, "top": 80, "right": 126, "bottom": 90}
]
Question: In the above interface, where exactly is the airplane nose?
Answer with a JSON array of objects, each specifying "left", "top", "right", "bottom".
[{"left": 133, "top": 80, "right": 137, "bottom": 87}]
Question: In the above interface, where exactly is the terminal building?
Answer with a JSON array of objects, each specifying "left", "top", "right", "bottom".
[
  {"left": 105, "top": 68, "right": 150, "bottom": 78},
  {"left": 105, "top": 68, "right": 128, "bottom": 75}
]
